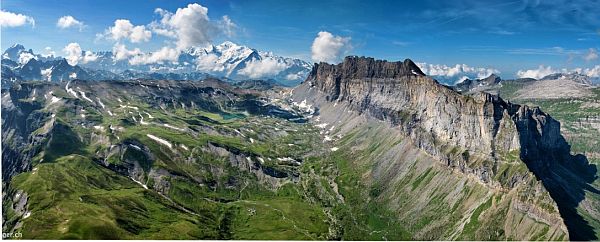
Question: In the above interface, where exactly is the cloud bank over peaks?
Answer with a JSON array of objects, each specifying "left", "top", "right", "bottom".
[
  {"left": 98, "top": 3, "right": 237, "bottom": 66},
  {"left": 128, "top": 46, "right": 179, "bottom": 65},
  {"left": 516, "top": 65, "right": 600, "bottom": 79},
  {"left": 517, "top": 65, "right": 600, "bottom": 79},
  {"left": 516, "top": 65, "right": 556, "bottom": 79},
  {"left": 63, "top": 43, "right": 98, "bottom": 66},
  {"left": 416, "top": 62, "right": 500, "bottom": 81},
  {"left": 19, "top": 40, "right": 313, "bottom": 84},
  {"left": 238, "top": 58, "right": 288, "bottom": 79},
  {"left": 112, "top": 43, "right": 143, "bottom": 61},
  {"left": 311, "top": 31, "right": 352, "bottom": 63},
  {"left": 195, "top": 53, "right": 225, "bottom": 72},
  {"left": 42, "top": 47, "right": 56, "bottom": 58}
]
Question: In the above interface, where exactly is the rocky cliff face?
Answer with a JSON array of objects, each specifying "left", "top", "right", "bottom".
[
  {"left": 295, "top": 56, "right": 598, "bottom": 240},
  {"left": 304, "top": 56, "right": 571, "bottom": 188},
  {"left": 1, "top": 85, "right": 53, "bottom": 179},
  {"left": 454, "top": 74, "right": 502, "bottom": 93}
]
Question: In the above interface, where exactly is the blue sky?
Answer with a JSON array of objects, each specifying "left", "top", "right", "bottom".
[{"left": 2, "top": 0, "right": 600, "bottom": 79}]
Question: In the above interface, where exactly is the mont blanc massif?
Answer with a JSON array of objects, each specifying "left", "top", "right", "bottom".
[{"left": 2, "top": 1, "right": 600, "bottom": 241}]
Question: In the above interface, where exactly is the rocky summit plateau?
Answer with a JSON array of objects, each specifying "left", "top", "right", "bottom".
[{"left": 2, "top": 54, "right": 599, "bottom": 240}]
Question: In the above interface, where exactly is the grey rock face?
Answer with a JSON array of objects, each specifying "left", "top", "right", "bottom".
[
  {"left": 454, "top": 74, "right": 502, "bottom": 93},
  {"left": 541, "top": 73, "right": 593, "bottom": 85},
  {"left": 297, "top": 56, "right": 600, "bottom": 240},
  {"left": 302, "top": 56, "right": 570, "bottom": 189},
  {"left": 202, "top": 142, "right": 295, "bottom": 188},
  {"left": 292, "top": 57, "right": 600, "bottom": 240},
  {"left": 1, "top": 84, "right": 53, "bottom": 179}
]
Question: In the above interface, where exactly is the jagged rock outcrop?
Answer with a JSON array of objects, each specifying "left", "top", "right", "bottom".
[
  {"left": 454, "top": 74, "right": 502, "bottom": 93},
  {"left": 202, "top": 142, "right": 298, "bottom": 188}
]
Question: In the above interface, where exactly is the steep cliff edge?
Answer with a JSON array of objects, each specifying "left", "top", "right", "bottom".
[
  {"left": 303, "top": 56, "right": 570, "bottom": 186},
  {"left": 2, "top": 85, "right": 55, "bottom": 179},
  {"left": 292, "top": 56, "right": 598, "bottom": 240}
]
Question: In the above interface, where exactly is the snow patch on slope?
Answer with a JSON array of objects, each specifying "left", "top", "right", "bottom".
[{"left": 146, "top": 134, "right": 173, "bottom": 148}]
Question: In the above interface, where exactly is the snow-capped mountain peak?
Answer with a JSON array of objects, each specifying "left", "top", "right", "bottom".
[
  {"left": 2, "top": 42, "right": 313, "bottom": 88},
  {"left": 216, "top": 41, "right": 241, "bottom": 50},
  {"left": 3, "top": 44, "right": 31, "bottom": 62}
]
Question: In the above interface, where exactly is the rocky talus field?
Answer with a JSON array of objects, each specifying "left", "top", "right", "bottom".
[{"left": 2, "top": 57, "right": 598, "bottom": 240}]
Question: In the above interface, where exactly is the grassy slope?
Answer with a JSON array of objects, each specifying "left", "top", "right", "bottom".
[
  {"left": 302, "top": 121, "right": 564, "bottom": 240},
  {"left": 4, "top": 85, "right": 331, "bottom": 239},
  {"left": 9, "top": 154, "right": 330, "bottom": 239},
  {"left": 10, "top": 155, "right": 208, "bottom": 239}
]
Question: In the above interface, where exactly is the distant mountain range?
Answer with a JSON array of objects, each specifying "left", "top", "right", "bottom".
[
  {"left": 3, "top": 43, "right": 599, "bottom": 91},
  {"left": 1, "top": 42, "right": 312, "bottom": 88},
  {"left": 453, "top": 73, "right": 503, "bottom": 93},
  {"left": 452, "top": 72, "right": 599, "bottom": 94}
]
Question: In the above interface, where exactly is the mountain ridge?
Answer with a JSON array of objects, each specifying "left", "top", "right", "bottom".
[
  {"left": 1, "top": 42, "right": 313, "bottom": 87},
  {"left": 292, "top": 56, "right": 598, "bottom": 240}
]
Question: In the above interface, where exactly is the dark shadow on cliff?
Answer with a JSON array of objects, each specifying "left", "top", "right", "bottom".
[{"left": 520, "top": 134, "right": 599, "bottom": 240}]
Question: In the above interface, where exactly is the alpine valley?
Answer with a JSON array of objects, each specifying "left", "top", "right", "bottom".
[{"left": 2, "top": 47, "right": 599, "bottom": 241}]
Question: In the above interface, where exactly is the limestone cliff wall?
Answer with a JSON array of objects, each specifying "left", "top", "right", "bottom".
[{"left": 303, "top": 56, "right": 569, "bottom": 188}]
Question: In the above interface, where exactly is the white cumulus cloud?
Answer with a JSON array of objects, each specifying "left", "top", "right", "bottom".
[
  {"left": 516, "top": 65, "right": 600, "bottom": 79},
  {"left": 416, "top": 63, "right": 500, "bottom": 80},
  {"left": 18, "top": 52, "right": 36, "bottom": 65},
  {"left": 195, "top": 53, "right": 224, "bottom": 72},
  {"left": 128, "top": 46, "right": 179, "bottom": 65},
  {"left": 220, "top": 15, "right": 236, "bottom": 38},
  {"left": 57, "top": 15, "right": 84, "bottom": 30},
  {"left": 63, "top": 43, "right": 98, "bottom": 66},
  {"left": 311, "top": 31, "right": 352, "bottom": 63},
  {"left": 82, "top": 51, "right": 98, "bottom": 63},
  {"left": 286, "top": 71, "right": 305, "bottom": 80},
  {"left": 584, "top": 65, "right": 600, "bottom": 77},
  {"left": 105, "top": 19, "right": 152, "bottom": 43},
  {"left": 151, "top": 3, "right": 233, "bottom": 50},
  {"left": 238, "top": 58, "right": 288, "bottom": 79},
  {"left": 97, "top": 3, "right": 235, "bottom": 65},
  {"left": 112, "top": 43, "right": 142, "bottom": 61},
  {"left": 456, "top": 76, "right": 470, "bottom": 84},
  {"left": 63, "top": 43, "right": 82, "bottom": 65},
  {"left": 0, "top": 10, "right": 35, "bottom": 27},
  {"left": 516, "top": 65, "right": 558, "bottom": 79}
]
